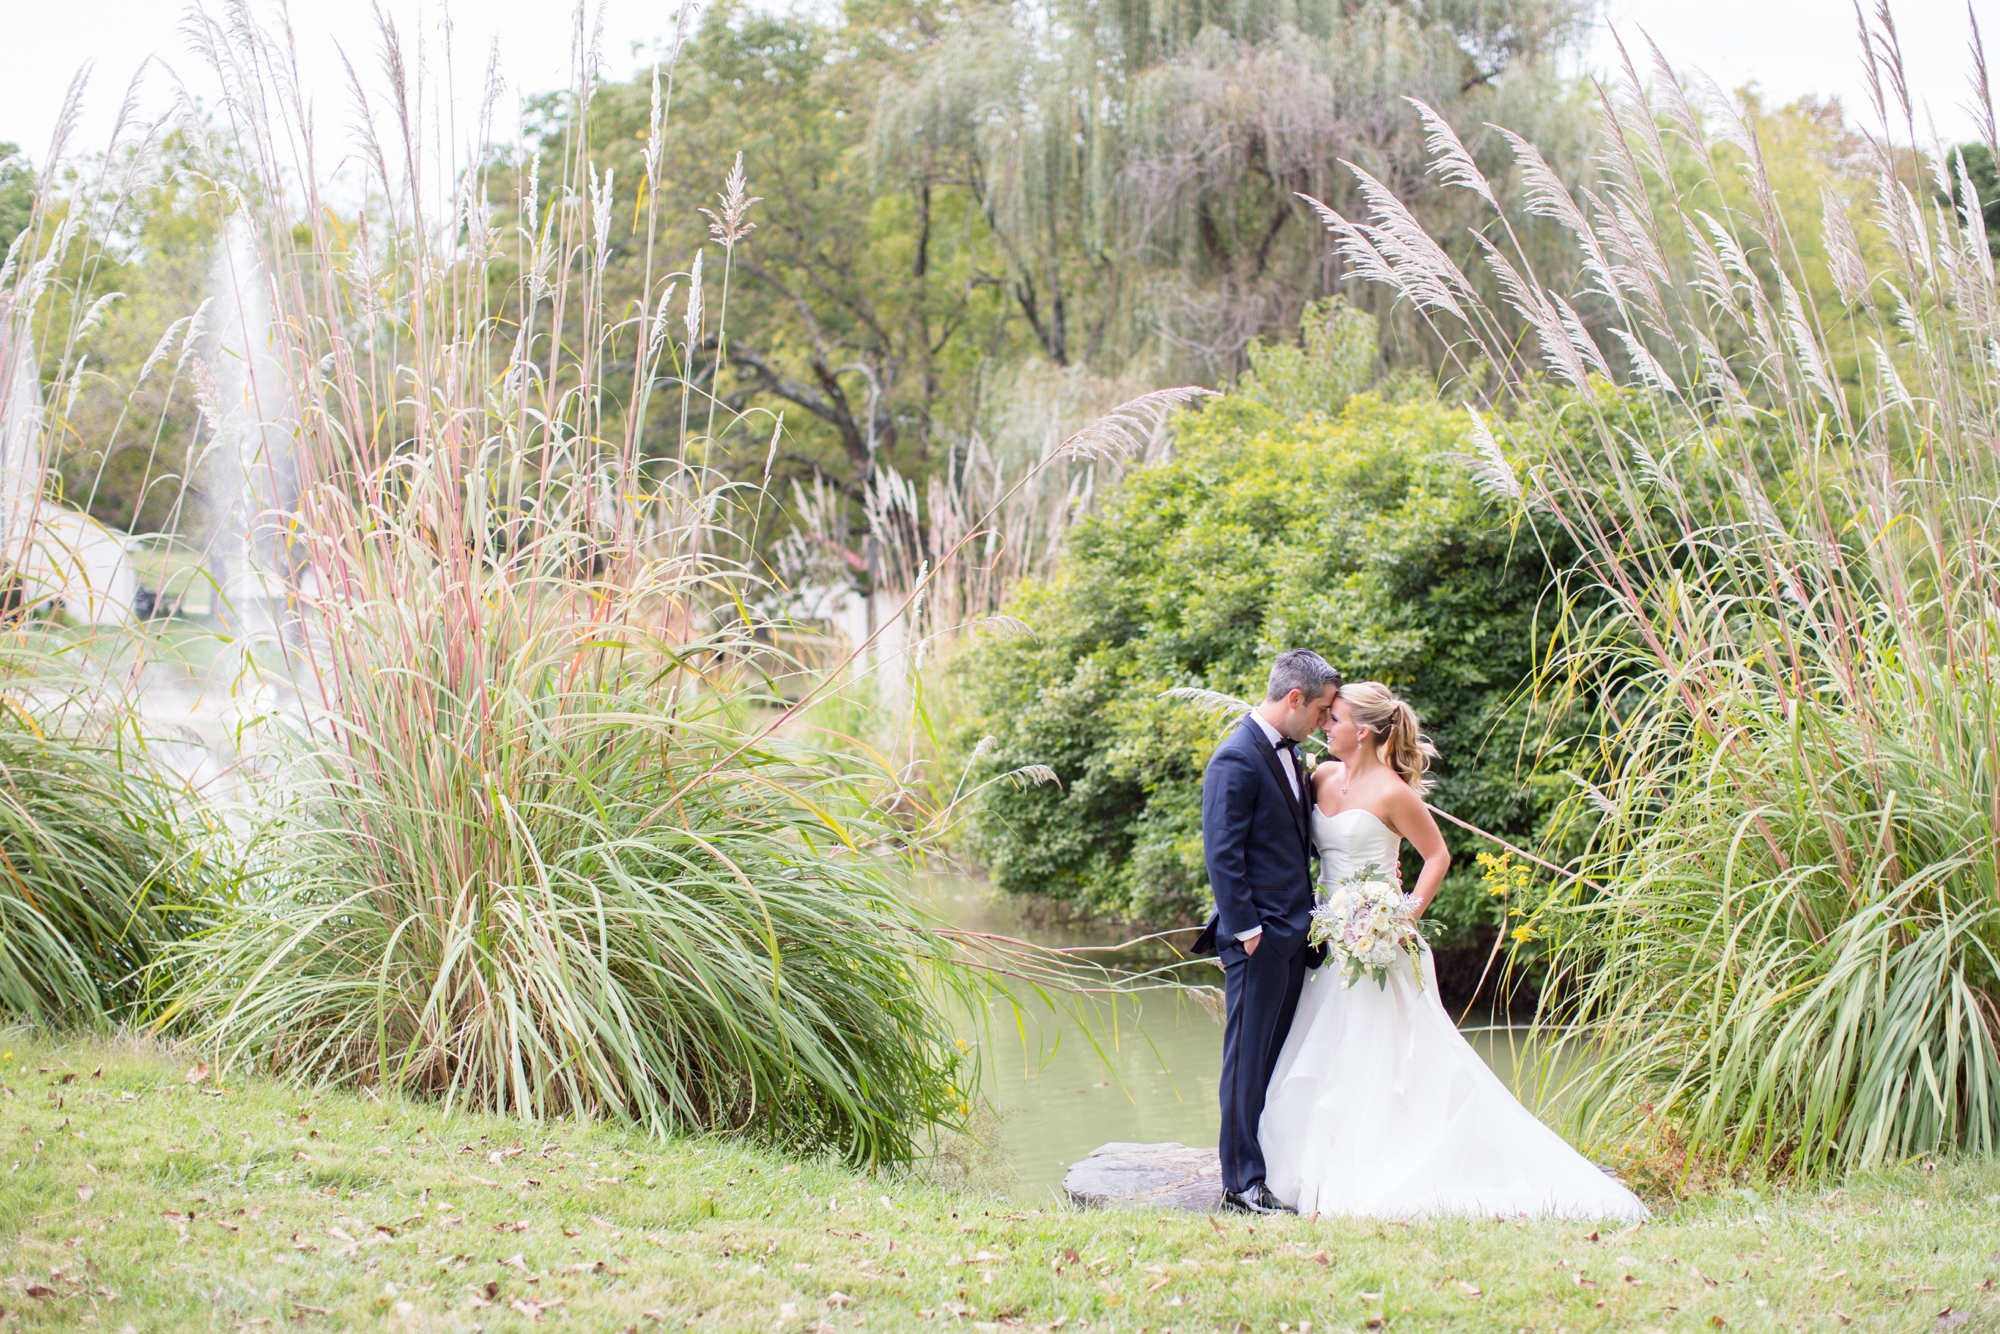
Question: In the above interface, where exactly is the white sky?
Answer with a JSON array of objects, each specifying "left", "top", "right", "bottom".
[{"left": 1, "top": 0, "right": 1996, "bottom": 167}]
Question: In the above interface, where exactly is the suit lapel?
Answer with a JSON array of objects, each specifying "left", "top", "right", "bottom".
[{"left": 1246, "top": 718, "right": 1310, "bottom": 850}]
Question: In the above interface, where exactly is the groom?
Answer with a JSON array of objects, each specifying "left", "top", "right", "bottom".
[{"left": 1198, "top": 648, "right": 1340, "bottom": 1214}]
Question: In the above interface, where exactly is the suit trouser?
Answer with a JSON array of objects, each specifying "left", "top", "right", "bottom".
[{"left": 1217, "top": 936, "right": 1308, "bottom": 1195}]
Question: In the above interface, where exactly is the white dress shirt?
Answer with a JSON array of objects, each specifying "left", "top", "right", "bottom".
[
  {"left": 1235, "top": 711, "right": 1302, "bottom": 942},
  {"left": 1248, "top": 710, "right": 1301, "bottom": 802}
]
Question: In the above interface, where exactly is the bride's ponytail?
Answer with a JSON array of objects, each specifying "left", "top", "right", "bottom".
[{"left": 1339, "top": 681, "right": 1439, "bottom": 793}]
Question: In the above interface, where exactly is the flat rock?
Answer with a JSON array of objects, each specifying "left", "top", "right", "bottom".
[{"left": 1062, "top": 1141, "right": 1223, "bottom": 1212}]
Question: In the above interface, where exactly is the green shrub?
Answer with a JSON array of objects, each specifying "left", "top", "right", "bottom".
[{"left": 958, "top": 382, "right": 1561, "bottom": 935}]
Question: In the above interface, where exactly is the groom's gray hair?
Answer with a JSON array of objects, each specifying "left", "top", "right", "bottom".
[{"left": 1264, "top": 648, "right": 1343, "bottom": 702}]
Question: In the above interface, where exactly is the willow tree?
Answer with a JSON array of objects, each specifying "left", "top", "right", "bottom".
[{"left": 875, "top": 0, "right": 1595, "bottom": 380}]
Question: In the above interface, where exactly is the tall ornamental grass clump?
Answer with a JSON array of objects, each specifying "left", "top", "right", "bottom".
[
  {"left": 0, "top": 662, "right": 200, "bottom": 1024},
  {"left": 1310, "top": 17, "right": 2000, "bottom": 1174},
  {"left": 168, "top": 567, "right": 968, "bottom": 1162},
  {"left": 152, "top": 7, "right": 974, "bottom": 1163}
]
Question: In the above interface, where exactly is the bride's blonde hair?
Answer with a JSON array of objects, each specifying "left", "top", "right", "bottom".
[{"left": 1340, "top": 681, "right": 1438, "bottom": 793}]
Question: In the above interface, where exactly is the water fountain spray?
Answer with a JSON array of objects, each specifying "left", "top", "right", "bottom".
[{"left": 209, "top": 209, "right": 299, "bottom": 646}]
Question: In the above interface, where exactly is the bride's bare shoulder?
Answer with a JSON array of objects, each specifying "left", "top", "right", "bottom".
[{"left": 1311, "top": 759, "right": 1346, "bottom": 790}]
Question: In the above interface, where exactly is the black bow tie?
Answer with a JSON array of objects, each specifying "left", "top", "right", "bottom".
[{"left": 1275, "top": 736, "right": 1297, "bottom": 752}]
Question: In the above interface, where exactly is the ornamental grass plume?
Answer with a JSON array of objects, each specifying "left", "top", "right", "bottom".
[
  {"left": 145, "top": 2, "right": 1188, "bottom": 1164},
  {"left": 145, "top": 3, "right": 986, "bottom": 1164},
  {"left": 1313, "top": 14, "right": 2000, "bottom": 1176}
]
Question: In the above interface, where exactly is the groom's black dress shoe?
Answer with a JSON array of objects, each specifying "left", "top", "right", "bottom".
[{"left": 1220, "top": 1185, "right": 1296, "bottom": 1215}]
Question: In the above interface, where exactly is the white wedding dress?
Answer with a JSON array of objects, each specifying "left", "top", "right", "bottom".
[{"left": 1258, "top": 806, "right": 1648, "bottom": 1221}]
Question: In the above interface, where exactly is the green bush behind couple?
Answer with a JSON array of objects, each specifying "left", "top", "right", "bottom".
[{"left": 958, "top": 316, "right": 1570, "bottom": 944}]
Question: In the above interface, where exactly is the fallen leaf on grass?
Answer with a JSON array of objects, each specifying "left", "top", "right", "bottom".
[
  {"left": 780, "top": 1303, "right": 800, "bottom": 1319},
  {"left": 186, "top": 1062, "right": 211, "bottom": 1085},
  {"left": 501, "top": 1253, "right": 529, "bottom": 1273},
  {"left": 825, "top": 1292, "right": 854, "bottom": 1307},
  {"left": 494, "top": 1220, "right": 530, "bottom": 1233},
  {"left": 561, "top": 1261, "right": 608, "bottom": 1275},
  {"left": 24, "top": 1283, "right": 59, "bottom": 1298},
  {"left": 1308, "top": 1250, "right": 1330, "bottom": 1265},
  {"left": 1936, "top": 1310, "right": 1971, "bottom": 1329},
  {"left": 510, "top": 1297, "right": 562, "bottom": 1319},
  {"left": 76, "top": 1187, "right": 92, "bottom": 1202},
  {"left": 1457, "top": 1282, "right": 1482, "bottom": 1298},
  {"left": 467, "top": 1175, "right": 501, "bottom": 1188}
]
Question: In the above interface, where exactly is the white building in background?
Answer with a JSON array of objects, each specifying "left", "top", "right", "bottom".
[
  {"left": 9, "top": 510, "right": 138, "bottom": 624},
  {"left": 0, "top": 308, "right": 139, "bottom": 626},
  {"left": 0, "top": 303, "right": 42, "bottom": 554},
  {"left": 790, "top": 583, "right": 913, "bottom": 704}
]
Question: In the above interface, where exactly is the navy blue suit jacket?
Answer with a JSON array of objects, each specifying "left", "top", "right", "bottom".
[{"left": 1201, "top": 714, "right": 1317, "bottom": 955}]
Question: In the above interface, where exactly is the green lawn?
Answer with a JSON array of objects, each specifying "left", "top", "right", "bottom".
[{"left": 1, "top": 1034, "right": 1994, "bottom": 1331}]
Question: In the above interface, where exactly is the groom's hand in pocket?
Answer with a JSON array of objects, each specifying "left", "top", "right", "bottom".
[{"left": 1242, "top": 933, "right": 1260, "bottom": 957}]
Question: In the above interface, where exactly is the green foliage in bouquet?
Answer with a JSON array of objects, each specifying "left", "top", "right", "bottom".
[{"left": 1309, "top": 861, "right": 1432, "bottom": 991}]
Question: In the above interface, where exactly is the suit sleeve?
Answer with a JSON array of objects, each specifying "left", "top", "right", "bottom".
[{"left": 1202, "top": 743, "right": 1263, "bottom": 940}]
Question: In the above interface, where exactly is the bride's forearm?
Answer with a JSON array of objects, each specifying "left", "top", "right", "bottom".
[{"left": 1409, "top": 854, "right": 1450, "bottom": 915}]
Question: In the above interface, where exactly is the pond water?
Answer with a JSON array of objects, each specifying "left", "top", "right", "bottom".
[{"left": 916, "top": 871, "right": 1554, "bottom": 1203}]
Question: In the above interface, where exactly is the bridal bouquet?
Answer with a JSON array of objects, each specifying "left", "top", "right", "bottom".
[{"left": 1309, "top": 862, "right": 1428, "bottom": 991}]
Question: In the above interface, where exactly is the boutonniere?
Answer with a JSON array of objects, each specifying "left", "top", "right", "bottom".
[{"left": 1302, "top": 752, "right": 1320, "bottom": 775}]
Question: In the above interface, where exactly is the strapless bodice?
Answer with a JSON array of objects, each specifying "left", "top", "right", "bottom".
[{"left": 1310, "top": 806, "right": 1401, "bottom": 885}]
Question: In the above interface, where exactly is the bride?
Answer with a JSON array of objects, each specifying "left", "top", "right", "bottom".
[{"left": 1258, "top": 681, "right": 1647, "bottom": 1222}]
